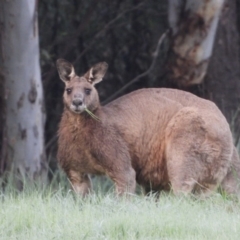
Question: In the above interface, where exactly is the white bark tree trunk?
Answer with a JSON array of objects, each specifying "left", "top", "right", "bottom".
[
  {"left": 0, "top": 0, "right": 47, "bottom": 186},
  {"left": 168, "top": 0, "right": 224, "bottom": 86}
]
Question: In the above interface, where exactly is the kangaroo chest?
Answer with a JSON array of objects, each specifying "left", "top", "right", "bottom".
[{"left": 58, "top": 123, "right": 105, "bottom": 175}]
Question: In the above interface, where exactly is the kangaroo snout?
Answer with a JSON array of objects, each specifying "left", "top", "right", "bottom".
[
  {"left": 72, "top": 98, "right": 83, "bottom": 107},
  {"left": 71, "top": 97, "right": 85, "bottom": 113}
]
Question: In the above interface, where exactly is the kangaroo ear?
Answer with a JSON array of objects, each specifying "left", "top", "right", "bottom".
[
  {"left": 56, "top": 59, "right": 76, "bottom": 82},
  {"left": 85, "top": 62, "right": 108, "bottom": 85}
]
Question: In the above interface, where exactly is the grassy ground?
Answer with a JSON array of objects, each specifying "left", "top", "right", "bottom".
[{"left": 1, "top": 177, "right": 240, "bottom": 240}]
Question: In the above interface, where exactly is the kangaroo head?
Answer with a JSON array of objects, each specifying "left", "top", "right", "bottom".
[{"left": 56, "top": 59, "right": 108, "bottom": 114}]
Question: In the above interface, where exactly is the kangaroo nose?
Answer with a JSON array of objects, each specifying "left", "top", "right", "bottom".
[{"left": 72, "top": 99, "right": 83, "bottom": 107}]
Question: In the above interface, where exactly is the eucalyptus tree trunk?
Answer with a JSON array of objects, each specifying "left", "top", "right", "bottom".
[
  {"left": 167, "top": 0, "right": 240, "bottom": 146},
  {"left": 167, "top": 0, "right": 224, "bottom": 86},
  {"left": 0, "top": 0, "right": 47, "bottom": 187}
]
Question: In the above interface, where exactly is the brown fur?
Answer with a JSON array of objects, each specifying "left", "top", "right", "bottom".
[{"left": 56, "top": 59, "right": 240, "bottom": 197}]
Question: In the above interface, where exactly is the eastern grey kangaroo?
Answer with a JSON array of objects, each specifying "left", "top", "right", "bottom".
[{"left": 57, "top": 59, "right": 240, "bottom": 197}]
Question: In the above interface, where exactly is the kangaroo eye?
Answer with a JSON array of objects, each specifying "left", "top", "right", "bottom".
[
  {"left": 84, "top": 88, "right": 91, "bottom": 95},
  {"left": 66, "top": 88, "right": 72, "bottom": 94}
]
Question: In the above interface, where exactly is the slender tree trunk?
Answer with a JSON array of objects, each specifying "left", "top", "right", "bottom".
[
  {"left": 167, "top": 0, "right": 224, "bottom": 86},
  {"left": 0, "top": 0, "right": 47, "bottom": 187}
]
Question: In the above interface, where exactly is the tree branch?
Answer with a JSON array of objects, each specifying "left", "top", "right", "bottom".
[{"left": 102, "top": 30, "right": 169, "bottom": 105}]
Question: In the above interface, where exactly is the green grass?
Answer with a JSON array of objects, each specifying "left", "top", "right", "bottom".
[{"left": 0, "top": 177, "right": 240, "bottom": 240}]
